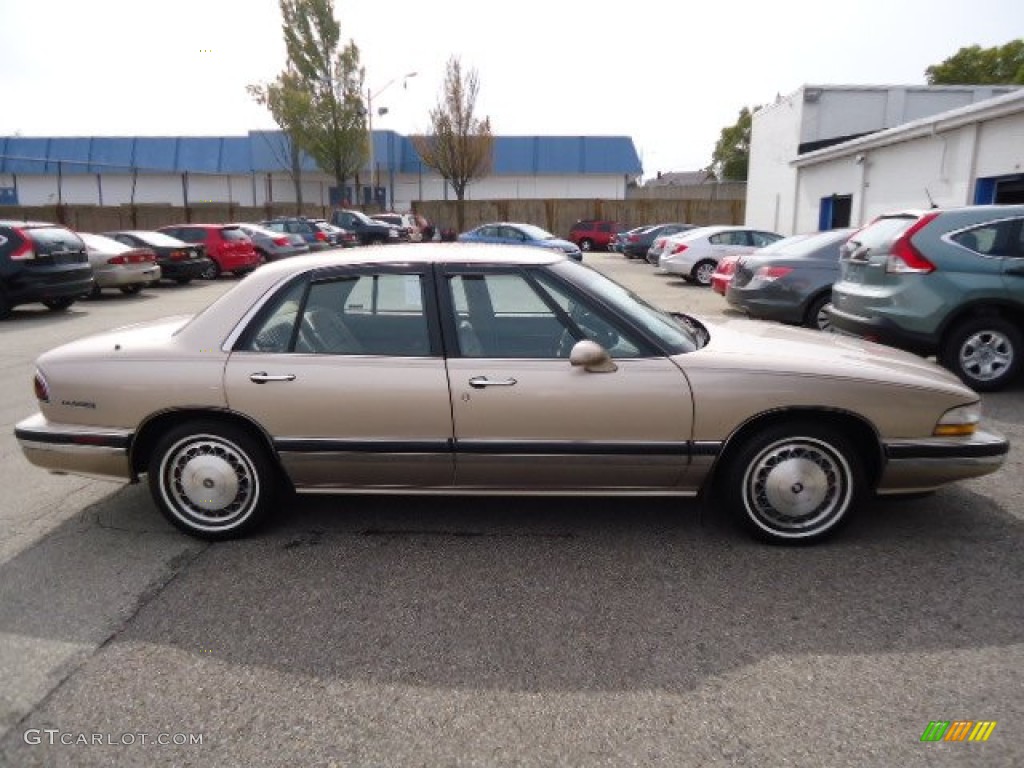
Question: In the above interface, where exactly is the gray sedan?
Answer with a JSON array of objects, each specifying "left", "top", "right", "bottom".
[
  {"left": 726, "top": 228, "right": 855, "bottom": 330},
  {"left": 232, "top": 222, "right": 310, "bottom": 262}
]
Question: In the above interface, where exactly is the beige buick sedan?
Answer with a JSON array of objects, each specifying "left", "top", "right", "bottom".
[{"left": 15, "top": 245, "right": 1008, "bottom": 544}]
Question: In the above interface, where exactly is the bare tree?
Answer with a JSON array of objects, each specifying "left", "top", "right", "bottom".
[{"left": 413, "top": 57, "right": 493, "bottom": 229}]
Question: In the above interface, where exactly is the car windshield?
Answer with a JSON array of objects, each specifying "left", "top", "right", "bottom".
[
  {"left": 80, "top": 233, "right": 131, "bottom": 253},
  {"left": 550, "top": 261, "right": 700, "bottom": 353},
  {"left": 518, "top": 224, "right": 556, "bottom": 241},
  {"left": 127, "top": 231, "right": 188, "bottom": 247}
]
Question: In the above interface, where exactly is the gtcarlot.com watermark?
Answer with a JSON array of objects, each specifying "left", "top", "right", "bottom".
[{"left": 24, "top": 729, "right": 203, "bottom": 747}]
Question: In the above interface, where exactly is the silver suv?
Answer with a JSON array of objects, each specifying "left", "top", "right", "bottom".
[{"left": 828, "top": 205, "right": 1024, "bottom": 391}]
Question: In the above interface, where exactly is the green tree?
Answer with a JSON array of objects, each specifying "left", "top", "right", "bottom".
[
  {"left": 412, "top": 56, "right": 494, "bottom": 227},
  {"left": 926, "top": 39, "right": 1024, "bottom": 85},
  {"left": 250, "top": 0, "right": 367, "bottom": 203},
  {"left": 711, "top": 106, "right": 759, "bottom": 182}
]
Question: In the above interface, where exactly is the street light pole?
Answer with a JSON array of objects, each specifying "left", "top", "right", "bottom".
[{"left": 367, "top": 71, "right": 417, "bottom": 208}]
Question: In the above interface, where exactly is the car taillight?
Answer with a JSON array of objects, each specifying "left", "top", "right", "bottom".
[
  {"left": 756, "top": 266, "right": 793, "bottom": 282},
  {"left": 170, "top": 249, "right": 189, "bottom": 261},
  {"left": 33, "top": 372, "right": 49, "bottom": 402},
  {"left": 315, "top": 231, "right": 327, "bottom": 241},
  {"left": 273, "top": 237, "right": 289, "bottom": 246},
  {"left": 670, "top": 243, "right": 688, "bottom": 256},
  {"left": 107, "top": 255, "right": 126, "bottom": 265},
  {"left": 10, "top": 230, "right": 35, "bottom": 260},
  {"left": 886, "top": 213, "right": 939, "bottom": 274}
]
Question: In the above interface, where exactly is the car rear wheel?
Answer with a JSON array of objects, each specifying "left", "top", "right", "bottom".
[
  {"left": 200, "top": 261, "right": 221, "bottom": 280},
  {"left": 942, "top": 317, "right": 1022, "bottom": 392},
  {"left": 579, "top": 239, "right": 594, "bottom": 252},
  {"left": 720, "top": 422, "right": 862, "bottom": 544},
  {"left": 174, "top": 277, "right": 192, "bottom": 285},
  {"left": 149, "top": 421, "right": 275, "bottom": 540},
  {"left": 0, "top": 292, "right": 11, "bottom": 320},
  {"left": 120, "top": 284, "right": 143, "bottom": 295},
  {"left": 43, "top": 297, "right": 75, "bottom": 311},
  {"left": 692, "top": 260, "right": 716, "bottom": 286},
  {"left": 804, "top": 292, "right": 832, "bottom": 331}
]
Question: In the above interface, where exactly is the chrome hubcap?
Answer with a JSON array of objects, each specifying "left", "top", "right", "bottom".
[
  {"left": 695, "top": 263, "right": 715, "bottom": 285},
  {"left": 161, "top": 436, "right": 257, "bottom": 527},
  {"left": 744, "top": 438, "right": 851, "bottom": 535},
  {"left": 960, "top": 330, "right": 1013, "bottom": 381}
]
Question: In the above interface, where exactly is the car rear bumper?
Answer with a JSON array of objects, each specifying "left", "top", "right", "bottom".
[
  {"left": 826, "top": 303, "right": 938, "bottom": 355},
  {"left": 6, "top": 266, "right": 95, "bottom": 304},
  {"left": 159, "top": 258, "right": 210, "bottom": 280},
  {"left": 94, "top": 264, "right": 162, "bottom": 288},
  {"left": 726, "top": 288, "right": 804, "bottom": 324},
  {"left": 14, "top": 413, "right": 134, "bottom": 482},
  {"left": 878, "top": 430, "right": 1009, "bottom": 493}
]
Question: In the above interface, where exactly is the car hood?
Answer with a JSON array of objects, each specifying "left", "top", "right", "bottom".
[
  {"left": 688, "top": 317, "right": 972, "bottom": 395},
  {"left": 37, "top": 315, "right": 195, "bottom": 364}
]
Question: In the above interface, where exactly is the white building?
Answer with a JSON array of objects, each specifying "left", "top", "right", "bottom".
[
  {"left": 746, "top": 84, "right": 1023, "bottom": 234},
  {"left": 0, "top": 132, "right": 642, "bottom": 211}
]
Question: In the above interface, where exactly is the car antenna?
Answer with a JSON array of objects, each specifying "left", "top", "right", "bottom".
[{"left": 924, "top": 188, "right": 938, "bottom": 209}]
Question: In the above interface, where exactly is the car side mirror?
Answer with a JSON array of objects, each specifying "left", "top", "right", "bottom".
[{"left": 569, "top": 340, "right": 617, "bottom": 373}]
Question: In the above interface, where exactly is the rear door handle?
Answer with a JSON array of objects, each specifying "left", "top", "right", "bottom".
[
  {"left": 468, "top": 376, "right": 517, "bottom": 388},
  {"left": 249, "top": 372, "right": 296, "bottom": 383},
  {"left": 1005, "top": 266, "right": 1024, "bottom": 277}
]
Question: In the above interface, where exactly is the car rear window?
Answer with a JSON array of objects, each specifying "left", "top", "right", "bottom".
[
  {"left": 25, "top": 227, "right": 85, "bottom": 255},
  {"left": 221, "top": 227, "right": 249, "bottom": 242},
  {"left": 848, "top": 216, "right": 917, "bottom": 250}
]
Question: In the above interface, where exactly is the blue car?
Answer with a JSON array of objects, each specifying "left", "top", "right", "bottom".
[{"left": 458, "top": 222, "right": 583, "bottom": 261}]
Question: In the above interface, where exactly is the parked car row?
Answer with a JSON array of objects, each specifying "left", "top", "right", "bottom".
[{"left": 684, "top": 204, "right": 1024, "bottom": 392}]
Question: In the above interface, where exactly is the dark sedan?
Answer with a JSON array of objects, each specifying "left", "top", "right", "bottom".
[
  {"left": 102, "top": 230, "right": 214, "bottom": 285},
  {"left": 726, "top": 228, "right": 855, "bottom": 331},
  {"left": 622, "top": 223, "right": 695, "bottom": 259}
]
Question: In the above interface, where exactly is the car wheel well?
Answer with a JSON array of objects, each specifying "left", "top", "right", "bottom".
[
  {"left": 939, "top": 302, "right": 1024, "bottom": 348},
  {"left": 131, "top": 409, "right": 280, "bottom": 481},
  {"left": 710, "top": 408, "right": 883, "bottom": 495}
]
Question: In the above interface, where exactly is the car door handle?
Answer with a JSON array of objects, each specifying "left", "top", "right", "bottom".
[
  {"left": 468, "top": 376, "right": 517, "bottom": 388},
  {"left": 1005, "top": 266, "right": 1024, "bottom": 276},
  {"left": 249, "top": 372, "right": 296, "bottom": 383}
]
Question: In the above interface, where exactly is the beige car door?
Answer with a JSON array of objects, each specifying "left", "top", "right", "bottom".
[
  {"left": 439, "top": 266, "right": 694, "bottom": 490},
  {"left": 224, "top": 267, "right": 454, "bottom": 489}
]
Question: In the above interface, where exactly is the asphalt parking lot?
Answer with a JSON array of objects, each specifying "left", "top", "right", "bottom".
[{"left": 1, "top": 251, "right": 1022, "bottom": 767}]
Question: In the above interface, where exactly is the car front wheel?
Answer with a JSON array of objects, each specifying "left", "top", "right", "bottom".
[
  {"left": 200, "top": 261, "right": 221, "bottom": 280},
  {"left": 149, "top": 421, "right": 275, "bottom": 540},
  {"left": 942, "top": 317, "right": 1022, "bottom": 392},
  {"left": 579, "top": 239, "right": 594, "bottom": 252},
  {"left": 721, "top": 422, "right": 863, "bottom": 544},
  {"left": 692, "top": 260, "right": 716, "bottom": 286}
]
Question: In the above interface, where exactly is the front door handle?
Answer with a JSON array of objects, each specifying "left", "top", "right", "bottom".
[
  {"left": 468, "top": 376, "right": 517, "bottom": 388},
  {"left": 249, "top": 372, "right": 297, "bottom": 383}
]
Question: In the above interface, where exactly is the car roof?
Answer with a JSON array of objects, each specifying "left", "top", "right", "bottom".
[{"left": 261, "top": 242, "right": 562, "bottom": 273}]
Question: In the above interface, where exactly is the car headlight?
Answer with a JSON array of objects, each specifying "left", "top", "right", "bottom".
[{"left": 933, "top": 403, "right": 981, "bottom": 437}]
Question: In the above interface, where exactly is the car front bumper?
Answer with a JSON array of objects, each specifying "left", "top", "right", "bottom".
[{"left": 877, "top": 430, "right": 1009, "bottom": 493}]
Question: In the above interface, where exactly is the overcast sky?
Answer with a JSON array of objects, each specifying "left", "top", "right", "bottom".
[{"left": 0, "top": 0, "right": 1020, "bottom": 179}]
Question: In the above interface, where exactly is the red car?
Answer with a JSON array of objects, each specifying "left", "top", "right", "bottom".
[
  {"left": 710, "top": 254, "right": 742, "bottom": 296},
  {"left": 157, "top": 224, "right": 262, "bottom": 279},
  {"left": 568, "top": 219, "right": 625, "bottom": 252}
]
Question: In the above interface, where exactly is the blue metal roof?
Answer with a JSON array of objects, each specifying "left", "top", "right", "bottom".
[{"left": 0, "top": 132, "right": 642, "bottom": 177}]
